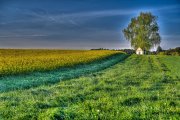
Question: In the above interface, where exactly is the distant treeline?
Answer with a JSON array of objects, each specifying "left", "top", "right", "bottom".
[
  {"left": 157, "top": 47, "right": 180, "bottom": 56},
  {"left": 91, "top": 47, "right": 180, "bottom": 56},
  {"left": 143, "top": 47, "right": 180, "bottom": 56},
  {"left": 120, "top": 49, "right": 135, "bottom": 54},
  {"left": 91, "top": 48, "right": 110, "bottom": 50},
  {"left": 91, "top": 48, "right": 135, "bottom": 54}
]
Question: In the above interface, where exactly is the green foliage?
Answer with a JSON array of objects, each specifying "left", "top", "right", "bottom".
[
  {"left": 159, "top": 52, "right": 166, "bottom": 55},
  {"left": 120, "top": 49, "right": 135, "bottom": 54},
  {"left": 158, "top": 47, "right": 180, "bottom": 56},
  {"left": 0, "top": 55, "right": 179, "bottom": 119},
  {"left": 171, "top": 52, "right": 179, "bottom": 56},
  {"left": 123, "top": 12, "right": 161, "bottom": 50}
]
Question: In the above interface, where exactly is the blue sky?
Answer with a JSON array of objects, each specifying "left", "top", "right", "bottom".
[{"left": 0, "top": 0, "right": 179, "bottom": 49}]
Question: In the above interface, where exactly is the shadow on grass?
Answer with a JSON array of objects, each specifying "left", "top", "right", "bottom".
[
  {"left": 0, "top": 54, "right": 129, "bottom": 92},
  {"left": 122, "top": 97, "right": 141, "bottom": 106}
]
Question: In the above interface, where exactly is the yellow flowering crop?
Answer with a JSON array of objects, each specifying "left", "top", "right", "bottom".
[{"left": 0, "top": 49, "right": 122, "bottom": 76}]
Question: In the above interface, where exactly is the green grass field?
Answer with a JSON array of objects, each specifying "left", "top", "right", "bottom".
[{"left": 0, "top": 51, "right": 180, "bottom": 120}]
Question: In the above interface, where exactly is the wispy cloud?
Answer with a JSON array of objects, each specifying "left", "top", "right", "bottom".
[
  {"left": 0, "top": 34, "right": 48, "bottom": 38},
  {"left": 25, "top": 9, "right": 136, "bottom": 25},
  {"left": 1, "top": 5, "right": 179, "bottom": 26},
  {"left": 26, "top": 5, "right": 180, "bottom": 25}
]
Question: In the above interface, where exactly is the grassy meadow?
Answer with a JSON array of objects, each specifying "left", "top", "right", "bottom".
[{"left": 0, "top": 50, "right": 180, "bottom": 120}]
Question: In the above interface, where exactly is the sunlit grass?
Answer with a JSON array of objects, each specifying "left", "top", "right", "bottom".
[{"left": 0, "top": 55, "right": 179, "bottom": 119}]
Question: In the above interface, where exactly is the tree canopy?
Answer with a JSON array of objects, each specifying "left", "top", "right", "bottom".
[{"left": 123, "top": 12, "right": 161, "bottom": 51}]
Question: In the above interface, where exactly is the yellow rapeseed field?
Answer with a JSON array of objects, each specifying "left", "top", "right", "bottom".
[{"left": 0, "top": 49, "right": 122, "bottom": 76}]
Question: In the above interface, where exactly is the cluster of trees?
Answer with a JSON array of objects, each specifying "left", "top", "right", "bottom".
[
  {"left": 156, "top": 46, "right": 180, "bottom": 56},
  {"left": 91, "top": 48, "right": 135, "bottom": 54},
  {"left": 120, "top": 49, "right": 135, "bottom": 54}
]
